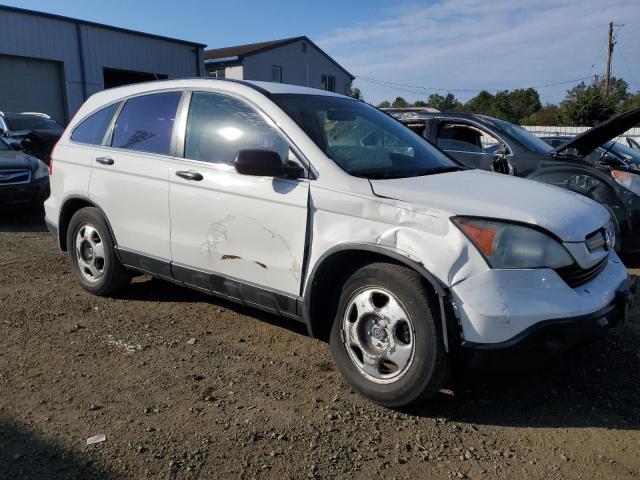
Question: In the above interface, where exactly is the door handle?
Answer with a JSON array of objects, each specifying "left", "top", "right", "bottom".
[
  {"left": 95, "top": 157, "right": 114, "bottom": 165},
  {"left": 176, "top": 170, "right": 203, "bottom": 181}
]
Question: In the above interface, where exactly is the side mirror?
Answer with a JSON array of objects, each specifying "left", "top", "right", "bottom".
[{"left": 235, "top": 149, "right": 304, "bottom": 179}]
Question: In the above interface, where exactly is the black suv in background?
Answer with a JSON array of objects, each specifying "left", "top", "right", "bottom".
[
  {"left": 391, "top": 108, "right": 640, "bottom": 254},
  {"left": 0, "top": 111, "right": 63, "bottom": 164}
]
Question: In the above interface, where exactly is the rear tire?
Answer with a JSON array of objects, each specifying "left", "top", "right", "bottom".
[
  {"left": 67, "top": 207, "right": 131, "bottom": 296},
  {"left": 329, "top": 262, "right": 449, "bottom": 408}
]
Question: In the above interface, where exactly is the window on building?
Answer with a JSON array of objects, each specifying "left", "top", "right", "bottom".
[
  {"left": 208, "top": 68, "right": 226, "bottom": 79},
  {"left": 271, "top": 66, "right": 282, "bottom": 83},
  {"left": 71, "top": 102, "right": 120, "bottom": 145},
  {"left": 111, "top": 92, "right": 181, "bottom": 155},
  {"left": 321, "top": 74, "right": 336, "bottom": 92},
  {"left": 184, "top": 91, "right": 289, "bottom": 166}
]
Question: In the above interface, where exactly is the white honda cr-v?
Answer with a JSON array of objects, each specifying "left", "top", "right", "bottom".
[{"left": 45, "top": 79, "right": 633, "bottom": 407}]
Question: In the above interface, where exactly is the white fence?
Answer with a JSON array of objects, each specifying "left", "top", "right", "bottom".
[{"left": 523, "top": 125, "right": 640, "bottom": 144}]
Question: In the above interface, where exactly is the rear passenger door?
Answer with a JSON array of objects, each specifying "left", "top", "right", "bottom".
[
  {"left": 168, "top": 91, "right": 309, "bottom": 310},
  {"left": 89, "top": 91, "right": 182, "bottom": 275}
]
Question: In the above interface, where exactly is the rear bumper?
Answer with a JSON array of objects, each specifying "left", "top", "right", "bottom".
[{"left": 0, "top": 177, "right": 49, "bottom": 206}]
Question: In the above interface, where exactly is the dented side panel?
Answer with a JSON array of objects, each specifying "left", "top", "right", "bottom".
[{"left": 169, "top": 160, "right": 309, "bottom": 295}]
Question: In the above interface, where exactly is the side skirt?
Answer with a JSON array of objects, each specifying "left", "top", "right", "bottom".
[{"left": 117, "top": 248, "right": 302, "bottom": 321}]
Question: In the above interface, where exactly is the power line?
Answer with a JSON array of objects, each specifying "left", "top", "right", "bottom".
[{"left": 355, "top": 74, "right": 594, "bottom": 95}]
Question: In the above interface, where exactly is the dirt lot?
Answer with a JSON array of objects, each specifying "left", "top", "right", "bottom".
[{"left": 1, "top": 207, "right": 639, "bottom": 480}]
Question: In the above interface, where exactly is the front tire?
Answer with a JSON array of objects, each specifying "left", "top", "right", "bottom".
[
  {"left": 67, "top": 207, "right": 131, "bottom": 296},
  {"left": 329, "top": 262, "right": 449, "bottom": 408}
]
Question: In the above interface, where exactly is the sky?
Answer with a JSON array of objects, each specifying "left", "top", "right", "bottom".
[{"left": 4, "top": 0, "right": 640, "bottom": 105}]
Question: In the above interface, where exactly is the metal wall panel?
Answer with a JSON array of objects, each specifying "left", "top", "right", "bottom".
[
  {"left": 0, "top": 55, "right": 66, "bottom": 123},
  {"left": 0, "top": 7, "right": 204, "bottom": 122},
  {"left": 242, "top": 40, "right": 353, "bottom": 94}
]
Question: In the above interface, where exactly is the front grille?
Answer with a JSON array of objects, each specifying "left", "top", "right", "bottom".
[
  {"left": 0, "top": 169, "right": 31, "bottom": 185},
  {"left": 556, "top": 256, "right": 608, "bottom": 288}
]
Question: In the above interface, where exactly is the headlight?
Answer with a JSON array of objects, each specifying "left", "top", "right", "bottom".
[
  {"left": 34, "top": 160, "right": 49, "bottom": 180},
  {"left": 611, "top": 170, "right": 640, "bottom": 195},
  {"left": 452, "top": 217, "right": 574, "bottom": 269}
]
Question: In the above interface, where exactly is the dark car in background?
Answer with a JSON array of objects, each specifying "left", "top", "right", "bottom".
[
  {"left": 0, "top": 111, "right": 63, "bottom": 164},
  {"left": 0, "top": 136, "right": 50, "bottom": 207},
  {"left": 542, "top": 136, "right": 640, "bottom": 171},
  {"left": 391, "top": 108, "right": 640, "bottom": 254}
]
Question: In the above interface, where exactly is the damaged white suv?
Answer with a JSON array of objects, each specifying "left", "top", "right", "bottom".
[{"left": 45, "top": 79, "right": 634, "bottom": 407}]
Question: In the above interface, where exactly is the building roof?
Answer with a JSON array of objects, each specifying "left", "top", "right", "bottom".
[
  {"left": 204, "top": 36, "right": 354, "bottom": 80},
  {"left": 0, "top": 4, "right": 206, "bottom": 47}
]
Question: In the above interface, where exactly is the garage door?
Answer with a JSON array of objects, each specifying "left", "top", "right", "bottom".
[{"left": 0, "top": 55, "right": 66, "bottom": 124}]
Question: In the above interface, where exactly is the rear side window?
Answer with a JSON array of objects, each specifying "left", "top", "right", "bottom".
[
  {"left": 71, "top": 103, "right": 119, "bottom": 145},
  {"left": 112, "top": 92, "right": 181, "bottom": 155},
  {"left": 184, "top": 92, "right": 289, "bottom": 165}
]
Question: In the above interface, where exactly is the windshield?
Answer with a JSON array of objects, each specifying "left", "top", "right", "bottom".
[
  {"left": 4, "top": 114, "right": 63, "bottom": 133},
  {"left": 272, "top": 94, "right": 459, "bottom": 179},
  {"left": 485, "top": 117, "right": 554, "bottom": 155}
]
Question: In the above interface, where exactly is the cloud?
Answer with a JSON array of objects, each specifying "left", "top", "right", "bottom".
[{"left": 316, "top": 0, "right": 640, "bottom": 104}]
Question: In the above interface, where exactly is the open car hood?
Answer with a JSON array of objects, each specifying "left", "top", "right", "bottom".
[{"left": 552, "top": 108, "right": 640, "bottom": 157}]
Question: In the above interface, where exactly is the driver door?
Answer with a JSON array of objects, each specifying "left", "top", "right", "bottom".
[{"left": 168, "top": 91, "right": 309, "bottom": 311}]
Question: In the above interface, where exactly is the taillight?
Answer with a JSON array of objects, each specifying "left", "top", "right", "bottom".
[{"left": 49, "top": 141, "right": 58, "bottom": 175}]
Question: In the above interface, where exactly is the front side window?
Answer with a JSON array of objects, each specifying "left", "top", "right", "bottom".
[
  {"left": 111, "top": 92, "right": 181, "bottom": 155},
  {"left": 486, "top": 117, "right": 553, "bottom": 155},
  {"left": 184, "top": 92, "right": 289, "bottom": 165},
  {"left": 273, "top": 94, "right": 458, "bottom": 179},
  {"left": 436, "top": 122, "right": 500, "bottom": 154},
  {"left": 0, "top": 138, "right": 10, "bottom": 151},
  {"left": 71, "top": 103, "right": 119, "bottom": 145}
]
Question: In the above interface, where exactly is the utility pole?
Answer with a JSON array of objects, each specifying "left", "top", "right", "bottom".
[
  {"left": 605, "top": 22, "right": 624, "bottom": 94},
  {"left": 605, "top": 22, "right": 614, "bottom": 94}
]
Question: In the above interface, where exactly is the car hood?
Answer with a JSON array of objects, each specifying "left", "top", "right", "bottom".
[
  {"left": 0, "top": 150, "right": 38, "bottom": 171},
  {"left": 370, "top": 169, "right": 609, "bottom": 242},
  {"left": 552, "top": 107, "right": 640, "bottom": 157}
]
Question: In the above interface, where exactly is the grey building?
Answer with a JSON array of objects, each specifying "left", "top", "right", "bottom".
[
  {"left": 0, "top": 5, "right": 205, "bottom": 123},
  {"left": 204, "top": 36, "right": 354, "bottom": 95}
]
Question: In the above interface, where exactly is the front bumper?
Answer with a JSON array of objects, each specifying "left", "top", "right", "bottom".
[
  {"left": 0, "top": 177, "right": 49, "bottom": 207},
  {"left": 450, "top": 251, "right": 630, "bottom": 347},
  {"left": 461, "top": 277, "right": 635, "bottom": 355}
]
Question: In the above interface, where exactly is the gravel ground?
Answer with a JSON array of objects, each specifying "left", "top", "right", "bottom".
[{"left": 1, "top": 207, "right": 639, "bottom": 479}]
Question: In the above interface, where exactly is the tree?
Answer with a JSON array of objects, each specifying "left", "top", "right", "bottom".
[
  {"left": 377, "top": 100, "right": 391, "bottom": 108},
  {"left": 464, "top": 90, "right": 495, "bottom": 115},
  {"left": 622, "top": 91, "right": 640, "bottom": 111},
  {"left": 349, "top": 87, "right": 364, "bottom": 101},
  {"left": 413, "top": 100, "right": 428, "bottom": 107},
  {"left": 391, "top": 96, "right": 409, "bottom": 108},
  {"left": 558, "top": 82, "right": 616, "bottom": 126},
  {"left": 522, "top": 104, "right": 560, "bottom": 126},
  {"left": 506, "top": 88, "right": 541, "bottom": 123},
  {"left": 426, "top": 93, "right": 461, "bottom": 111}
]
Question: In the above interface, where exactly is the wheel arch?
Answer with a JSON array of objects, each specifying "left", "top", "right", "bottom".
[
  {"left": 57, "top": 195, "right": 118, "bottom": 251},
  {"left": 302, "top": 243, "right": 453, "bottom": 348}
]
